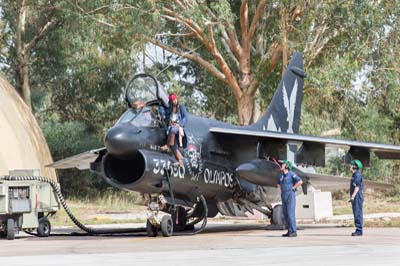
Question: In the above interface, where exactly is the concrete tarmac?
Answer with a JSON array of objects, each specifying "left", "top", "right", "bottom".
[{"left": 1, "top": 224, "right": 400, "bottom": 266}]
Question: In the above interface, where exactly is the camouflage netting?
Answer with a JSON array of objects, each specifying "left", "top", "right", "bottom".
[{"left": 0, "top": 74, "right": 57, "bottom": 181}]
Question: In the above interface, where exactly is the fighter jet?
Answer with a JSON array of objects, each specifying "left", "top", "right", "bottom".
[{"left": 48, "top": 52, "right": 400, "bottom": 237}]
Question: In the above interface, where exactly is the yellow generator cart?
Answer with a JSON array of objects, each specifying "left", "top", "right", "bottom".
[{"left": 0, "top": 173, "right": 60, "bottom": 240}]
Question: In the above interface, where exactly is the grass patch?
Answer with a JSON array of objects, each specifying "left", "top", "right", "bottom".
[
  {"left": 333, "top": 192, "right": 400, "bottom": 215},
  {"left": 49, "top": 191, "right": 147, "bottom": 227},
  {"left": 364, "top": 218, "right": 400, "bottom": 227}
]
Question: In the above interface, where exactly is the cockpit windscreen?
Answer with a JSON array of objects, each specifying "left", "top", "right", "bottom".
[{"left": 116, "top": 106, "right": 162, "bottom": 128}]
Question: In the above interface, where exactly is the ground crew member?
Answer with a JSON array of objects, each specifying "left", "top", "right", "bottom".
[
  {"left": 278, "top": 160, "right": 303, "bottom": 237},
  {"left": 349, "top": 159, "right": 364, "bottom": 236}
]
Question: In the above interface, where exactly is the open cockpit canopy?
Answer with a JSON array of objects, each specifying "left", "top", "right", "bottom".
[{"left": 125, "top": 73, "right": 169, "bottom": 109}]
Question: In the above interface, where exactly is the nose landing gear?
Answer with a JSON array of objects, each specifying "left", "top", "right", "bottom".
[
  {"left": 145, "top": 194, "right": 174, "bottom": 237},
  {"left": 145, "top": 168, "right": 208, "bottom": 237}
]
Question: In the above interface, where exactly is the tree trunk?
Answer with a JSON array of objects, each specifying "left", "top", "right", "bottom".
[
  {"left": 14, "top": 0, "right": 32, "bottom": 110},
  {"left": 15, "top": 52, "right": 32, "bottom": 111},
  {"left": 237, "top": 93, "right": 255, "bottom": 125},
  {"left": 251, "top": 90, "right": 262, "bottom": 123},
  {"left": 20, "top": 59, "right": 31, "bottom": 110}
]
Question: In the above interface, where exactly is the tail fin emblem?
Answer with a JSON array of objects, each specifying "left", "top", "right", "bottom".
[{"left": 282, "top": 79, "right": 298, "bottom": 133}]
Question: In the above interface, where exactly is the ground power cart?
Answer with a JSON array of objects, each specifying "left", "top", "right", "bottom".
[{"left": 0, "top": 174, "right": 60, "bottom": 240}]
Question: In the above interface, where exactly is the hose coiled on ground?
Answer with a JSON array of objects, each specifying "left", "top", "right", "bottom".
[{"left": 1, "top": 175, "right": 145, "bottom": 235}]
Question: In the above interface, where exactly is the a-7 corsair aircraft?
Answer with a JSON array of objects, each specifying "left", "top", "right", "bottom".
[{"left": 49, "top": 52, "right": 400, "bottom": 237}]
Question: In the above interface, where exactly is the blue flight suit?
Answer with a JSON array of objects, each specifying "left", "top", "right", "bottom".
[
  {"left": 350, "top": 170, "right": 364, "bottom": 234},
  {"left": 279, "top": 171, "right": 301, "bottom": 233}
]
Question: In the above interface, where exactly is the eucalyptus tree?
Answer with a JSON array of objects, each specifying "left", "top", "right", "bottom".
[{"left": 0, "top": 0, "right": 63, "bottom": 110}]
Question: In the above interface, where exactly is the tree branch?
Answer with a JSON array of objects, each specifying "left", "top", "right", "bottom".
[
  {"left": 248, "top": 0, "right": 266, "bottom": 41},
  {"left": 66, "top": 0, "right": 116, "bottom": 28},
  {"left": 240, "top": 0, "right": 249, "bottom": 45},
  {"left": 220, "top": 29, "right": 240, "bottom": 70},
  {"left": 305, "top": 27, "right": 340, "bottom": 67},
  {"left": 224, "top": 22, "right": 242, "bottom": 58},
  {"left": 25, "top": 18, "right": 59, "bottom": 52},
  {"left": 148, "top": 38, "right": 226, "bottom": 82},
  {"left": 159, "top": 5, "right": 242, "bottom": 99},
  {"left": 206, "top": 24, "right": 242, "bottom": 99},
  {"left": 256, "top": 42, "right": 282, "bottom": 85},
  {"left": 155, "top": 32, "right": 195, "bottom": 37},
  {"left": 173, "top": 0, "right": 187, "bottom": 11},
  {"left": 161, "top": 14, "right": 206, "bottom": 43},
  {"left": 162, "top": 7, "right": 204, "bottom": 37},
  {"left": 208, "top": 25, "right": 216, "bottom": 53},
  {"left": 279, "top": 2, "right": 288, "bottom": 75},
  {"left": 87, "top": 5, "right": 110, "bottom": 14}
]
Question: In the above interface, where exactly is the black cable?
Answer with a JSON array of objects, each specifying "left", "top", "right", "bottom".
[
  {"left": 162, "top": 169, "right": 208, "bottom": 236},
  {"left": 1, "top": 175, "right": 146, "bottom": 235}
]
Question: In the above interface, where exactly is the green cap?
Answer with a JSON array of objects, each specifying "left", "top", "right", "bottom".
[
  {"left": 351, "top": 159, "right": 363, "bottom": 170},
  {"left": 282, "top": 160, "right": 293, "bottom": 170}
]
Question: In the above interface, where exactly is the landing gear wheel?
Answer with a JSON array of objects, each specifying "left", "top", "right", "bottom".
[
  {"left": 6, "top": 218, "right": 15, "bottom": 240},
  {"left": 146, "top": 220, "right": 158, "bottom": 237},
  {"left": 37, "top": 217, "right": 51, "bottom": 237},
  {"left": 160, "top": 215, "right": 173, "bottom": 237},
  {"left": 271, "top": 204, "right": 286, "bottom": 226}
]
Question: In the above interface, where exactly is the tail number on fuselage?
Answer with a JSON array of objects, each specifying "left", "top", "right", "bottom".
[{"left": 152, "top": 158, "right": 185, "bottom": 179}]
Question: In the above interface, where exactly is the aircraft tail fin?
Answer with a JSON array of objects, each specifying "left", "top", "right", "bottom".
[{"left": 250, "top": 51, "right": 306, "bottom": 134}]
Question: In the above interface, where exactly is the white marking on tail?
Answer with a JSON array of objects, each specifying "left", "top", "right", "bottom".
[
  {"left": 282, "top": 79, "right": 298, "bottom": 133},
  {"left": 267, "top": 115, "right": 281, "bottom": 132}
]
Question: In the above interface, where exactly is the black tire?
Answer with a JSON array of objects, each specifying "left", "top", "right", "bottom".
[
  {"left": 160, "top": 215, "right": 173, "bottom": 237},
  {"left": 146, "top": 220, "right": 158, "bottom": 237},
  {"left": 6, "top": 218, "right": 15, "bottom": 240},
  {"left": 271, "top": 204, "right": 286, "bottom": 226},
  {"left": 37, "top": 217, "right": 51, "bottom": 237}
]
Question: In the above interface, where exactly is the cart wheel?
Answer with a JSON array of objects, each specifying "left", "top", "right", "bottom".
[
  {"left": 37, "top": 217, "right": 51, "bottom": 237},
  {"left": 146, "top": 219, "right": 158, "bottom": 237},
  {"left": 160, "top": 215, "right": 173, "bottom": 237},
  {"left": 6, "top": 218, "right": 15, "bottom": 240}
]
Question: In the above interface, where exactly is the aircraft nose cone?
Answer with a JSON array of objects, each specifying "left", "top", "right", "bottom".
[{"left": 105, "top": 124, "right": 141, "bottom": 159}]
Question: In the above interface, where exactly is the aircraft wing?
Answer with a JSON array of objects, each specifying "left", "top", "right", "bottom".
[
  {"left": 210, "top": 127, "right": 400, "bottom": 165},
  {"left": 305, "top": 172, "right": 393, "bottom": 191},
  {"left": 46, "top": 147, "right": 106, "bottom": 170}
]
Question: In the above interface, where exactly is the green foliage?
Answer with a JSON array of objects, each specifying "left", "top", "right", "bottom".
[
  {"left": 1, "top": 0, "right": 399, "bottom": 194},
  {"left": 42, "top": 121, "right": 111, "bottom": 198},
  {"left": 42, "top": 121, "right": 101, "bottom": 159}
]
